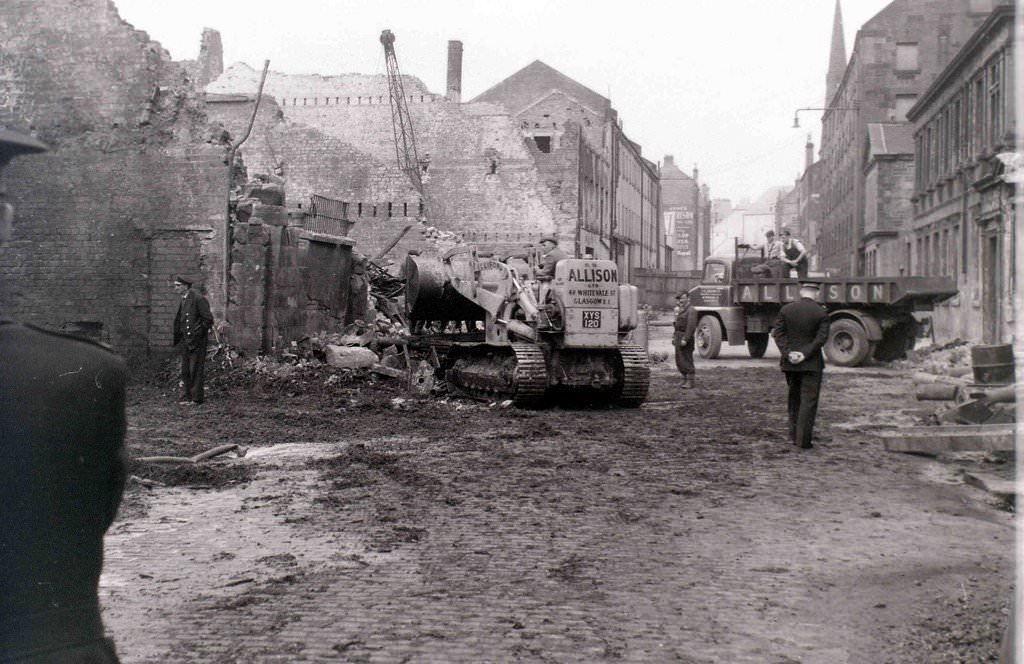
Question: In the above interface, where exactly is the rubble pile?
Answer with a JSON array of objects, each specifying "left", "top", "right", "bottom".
[
  {"left": 892, "top": 340, "right": 1017, "bottom": 426},
  {"left": 891, "top": 339, "right": 972, "bottom": 375}
]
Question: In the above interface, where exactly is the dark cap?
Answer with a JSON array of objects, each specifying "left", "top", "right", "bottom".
[
  {"left": 799, "top": 280, "right": 821, "bottom": 291},
  {"left": 538, "top": 236, "right": 558, "bottom": 245},
  {"left": 675, "top": 291, "right": 690, "bottom": 300},
  {"left": 0, "top": 128, "right": 48, "bottom": 164},
  {"left": 173, "top": 275, "right": 193, "bottom": 287},
  {"left": 765, "top": 229, "right": 775, "bottom": 236}
]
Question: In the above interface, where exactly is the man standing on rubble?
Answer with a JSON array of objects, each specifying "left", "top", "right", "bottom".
[
  {"left": 0, "top": 127, "right": 128, "bottom": 661},
  {"left": 173, "top": 274, "right": 214, "bottom": 405}
]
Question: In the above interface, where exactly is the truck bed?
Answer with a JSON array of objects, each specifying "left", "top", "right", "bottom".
[{"left": 732, "top": 276, "right": 957, "bottom": 308}]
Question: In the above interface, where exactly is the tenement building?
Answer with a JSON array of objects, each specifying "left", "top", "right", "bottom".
[
  {"left": 817, "top": 0, "right": 995, "bottom": 275},
  {"left": 905, "top": 3, "right": 1016, "bottom": 344},
  {"left": 660, "top": 156, "right": 709, "bottom": 271}
]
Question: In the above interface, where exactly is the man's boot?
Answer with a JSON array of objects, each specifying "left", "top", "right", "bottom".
[{"left": 681, "top": 374, "right": 692, "bottom": 389}]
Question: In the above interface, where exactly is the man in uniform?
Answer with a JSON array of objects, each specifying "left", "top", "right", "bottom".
[
  {"left": 771, "top": 280, "right": 830, "bottom": 449},
  {"left": 672, "top": 291, "right": 698, "bottom": 389},
  {"left": 173, "top": 275, "right": 213, "bottom": 405},
  {"left": 0, "top": 128, "right": 128, "bottom": 661}
]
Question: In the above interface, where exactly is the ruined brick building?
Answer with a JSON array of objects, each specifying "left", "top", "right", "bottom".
[
  {"left": 0, "top": 0, "right": 360, "bottom": 358},
  {"left": 471, "top": 61, "right": 662, "bottom": 277},
  {"left": 0, "top": 0, "right": 230, "bottom": 359},
  {"left": 1, "top": 1, "right": 668, "bottom": 359}
]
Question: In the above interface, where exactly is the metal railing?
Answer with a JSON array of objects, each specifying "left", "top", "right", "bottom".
[{"left": 306, "top": 194, "right": 353, "bottom": 237}]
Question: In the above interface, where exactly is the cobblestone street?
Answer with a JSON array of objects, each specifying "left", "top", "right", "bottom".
[{"left": 101, "top": 346, "right": 1014, "bottom": 663}]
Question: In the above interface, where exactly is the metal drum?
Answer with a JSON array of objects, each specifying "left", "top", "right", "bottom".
[
  {"left": 970, "top": 343, "right": 1015, "bottom": 385},
  {"left": 404, "top": 254, "right": 484, "bottom": 323}
]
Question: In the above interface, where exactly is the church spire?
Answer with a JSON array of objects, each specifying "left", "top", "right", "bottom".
[{"left": 826, "top": 0, "right": 847, "bottom": 106}]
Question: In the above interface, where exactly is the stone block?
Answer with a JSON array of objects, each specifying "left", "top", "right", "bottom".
[{"left": 324, "top": 344, "right": 378, "bottom": 369}]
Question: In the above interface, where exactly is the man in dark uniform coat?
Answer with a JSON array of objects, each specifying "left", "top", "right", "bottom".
[
  {"left": 0, "top": 128, "right": 127, "bottom": 661},
  {"left": 672, "top": 291, "right": 698, "bottom": 389},
  {"left": 172, "top": 275, "right": 213, "bottom": 404},
  {"left": 771, "top": 281, "right": 831, "bottom": 449}
]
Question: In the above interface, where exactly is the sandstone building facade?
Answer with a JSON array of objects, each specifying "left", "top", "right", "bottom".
[
  {"left": 817, "top": 0, "right": 994, "bottom": 275},
  {"left": 906, "top": 3, "right": 1016, "bottom": 344}
]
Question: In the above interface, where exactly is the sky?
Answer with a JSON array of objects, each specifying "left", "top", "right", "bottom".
[{"left": 112, "top": 0, "right": 894, "bottom": 204}]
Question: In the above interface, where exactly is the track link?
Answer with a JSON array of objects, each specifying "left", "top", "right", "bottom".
[
  {"left": 509, "top": 343, "right": 549, "bottom": 408},
  {"left": 615, "top": 344, "right": 650, "bottom": 407},
  {"left": 444, "top": 343, "right": 550, "bottom": 407}
]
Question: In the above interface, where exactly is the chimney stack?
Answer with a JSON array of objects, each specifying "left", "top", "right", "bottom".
[
  {"left": 446, "top": 40, "right": 463, "bottom": 103},
  {"left": 805, "top": 134, "right": 815, "bottom": 170},
  {"left": 664, "top": 154, "right": 674, "bottom": 167}
]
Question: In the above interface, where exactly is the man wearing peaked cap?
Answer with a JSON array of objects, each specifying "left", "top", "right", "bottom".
[
  {"left": 0, "top": 127, "right": 128, "bottom": 662},
  {"left": 672, "top": 290, "right": 698, "bottom": 389},
  {"left": 771, "top": 279, "right": 831, "bottom": 449},
  {"left": 0, "top": 128, "right": 48, "bottom": 164},
  {"left": 536, "top": 235, "right": 568, "bottom": 280},
  {"left": 173, "top": 273, "right": 214, "bottom": 405}
]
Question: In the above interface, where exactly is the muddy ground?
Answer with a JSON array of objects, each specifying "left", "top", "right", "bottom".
[{"left": 105, "top": 334, "right": 1016, "bottom": 663}]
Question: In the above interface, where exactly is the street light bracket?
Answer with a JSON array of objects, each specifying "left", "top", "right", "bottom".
[{"left": 792, "top": 105, "right": 860, "bottom": 128}]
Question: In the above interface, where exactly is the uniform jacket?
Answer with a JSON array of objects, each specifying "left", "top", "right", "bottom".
[
  {"left": 672, "top": 303, "right": 698, "bottom": 346},
  {"left": 772, "top": 297, "right": 830, "bottom": 372},
  {"left": 0, "top": 320, "right": 127, "bottom": 638},
  {"left": 173, "top": 288, "right": 213, "bottom": 350}
]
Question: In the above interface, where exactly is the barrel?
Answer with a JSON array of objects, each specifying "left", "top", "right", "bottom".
[{"left": 970, "top": 343, "right": 1015, "bottom": 385}]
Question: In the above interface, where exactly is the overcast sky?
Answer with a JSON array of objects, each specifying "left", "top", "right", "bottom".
[{"left": 112, "top": 0, "right": 893, "bottom": 203}]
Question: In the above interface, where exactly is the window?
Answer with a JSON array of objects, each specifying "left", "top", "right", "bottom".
[
  {"left": 951, "top": 99, "right": 962, "bottom": 166},
  {"left": 952, "top": 225, "right": 960, "bottom": 275},
  {"left": 895, "top": 95, "right": 917, "bottom": 121},
  {"left": 974, "top": 77, "right": 986, "bottom": 154},
  {"left": 896, "top": 43, "right": 919, "bottom": 71},
  {"left": 988, "top": 57, "right": 1003, "bottom": 145},
  {"left": 533, "top": 135, "right": 552, "bottom": 153}
]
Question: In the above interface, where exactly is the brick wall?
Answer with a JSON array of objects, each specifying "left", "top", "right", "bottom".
[
  {"left": 205, "top": 78, "right": 562, "bottom": 262},
  {"left": 227, "top": 219, "right": 353, "bottom": 353},
  {"left": 0, "top": 0, "right": 230, "bottom": 359}
]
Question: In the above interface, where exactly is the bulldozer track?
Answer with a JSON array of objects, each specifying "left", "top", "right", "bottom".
[
  {"left": 509, "top": 343, "right": 549, "bottom": 408},
  {"left": 616, "top": 344, "right": 650, "bottom": 408},
  {"left": 443, "top": 343, "right": 549, "bottom": 407}
]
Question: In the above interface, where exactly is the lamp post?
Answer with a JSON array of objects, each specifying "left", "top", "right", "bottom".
[{"left": 791, "top": 106, "right": 859, "bottom": 128}]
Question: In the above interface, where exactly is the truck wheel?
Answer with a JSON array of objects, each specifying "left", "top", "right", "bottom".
[
  {"left": 825, "top": 319, "right": 870, "bottom": 367},
  {"left": 695, "top": 316, "right": 722, "bottom": 359},
  {"left": 746, "top": 333, "right": 770, "bottom": 358}
]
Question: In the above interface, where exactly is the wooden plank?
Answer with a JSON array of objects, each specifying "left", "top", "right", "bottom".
[
  {"left": 370, "top": 363, "right": 406, "bottom": 379},
  {"left": 963, "top": 471, "right": 1021, "bottom": 497},
  {"left": 876, "top": 424, "right": 1017, "bottom": 453}
]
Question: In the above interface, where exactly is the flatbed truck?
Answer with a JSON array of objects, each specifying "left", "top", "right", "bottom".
[{"left": 689, "top": 252, "right": 957, "bottom": 367}]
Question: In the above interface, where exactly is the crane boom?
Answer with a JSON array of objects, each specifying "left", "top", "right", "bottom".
[{"left": 380, "top": 29, "right": 425, "bottom": 207}]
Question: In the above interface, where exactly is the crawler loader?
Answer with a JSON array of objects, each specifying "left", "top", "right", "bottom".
[{"left": 404, "top": 246, "right": 649, "bottom": 408}]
